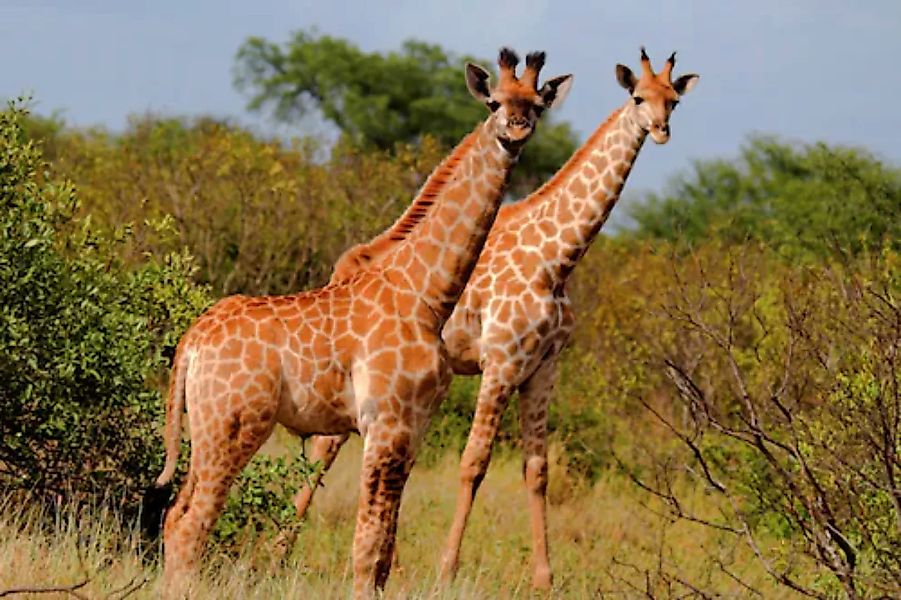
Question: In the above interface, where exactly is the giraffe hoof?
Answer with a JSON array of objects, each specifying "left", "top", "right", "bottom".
[
  {"left": 439, "top": 557, "right": 458, "bottom": 584},
  {"left": 532, "top": 567, "right": 552, "bottom": 591}
]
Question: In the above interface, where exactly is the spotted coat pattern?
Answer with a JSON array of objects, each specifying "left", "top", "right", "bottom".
[
  {"left": 154, "top": 48, "right": 572, "bottom": 599},
  {"left": 297, "top": 49, "right": 699, "bottom": 591}
]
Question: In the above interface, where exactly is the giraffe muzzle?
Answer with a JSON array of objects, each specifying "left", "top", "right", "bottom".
[
  {"left": 649, "top": 123, "right": 670, "bottom": 144},
  {"left": 505, "top": 119, "right": 533, "bottom": 142}
]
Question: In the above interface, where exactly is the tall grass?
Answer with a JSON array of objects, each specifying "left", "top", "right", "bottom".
[{"left": 1, "top": 436, "right": 800, "bottom": 598}]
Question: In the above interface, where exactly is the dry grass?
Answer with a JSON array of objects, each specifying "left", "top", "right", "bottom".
[{"left": 0, "top": 434, "right": 800, "bottom": 598}]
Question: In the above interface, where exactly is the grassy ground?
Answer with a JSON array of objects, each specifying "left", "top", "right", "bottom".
[{"left": 0, "top": 434, "right": 800, "bottom": 598}]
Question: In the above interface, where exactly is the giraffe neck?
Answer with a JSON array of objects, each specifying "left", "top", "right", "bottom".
[
  {"left": 343, "top": 132, "right": 480, "bottom": 265},
  {"left": 386, "top": 120, "right": 517, "bottom": 319},
  {"left": 505, "top": 102, "right": 647, "bottom": 282}
]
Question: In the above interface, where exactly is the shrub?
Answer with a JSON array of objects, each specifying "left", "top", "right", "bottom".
[
  {"left": 0, "top": 103, "right": 210, "bottom": 510},
  {"left": 620, "top": 243, "right": 901, "bottom": 597},
  {"left": 213, "top": 454, "right": 320, "bottom": 552}
]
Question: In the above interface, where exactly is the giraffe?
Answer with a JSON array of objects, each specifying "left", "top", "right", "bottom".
[
  {"left": 152, "top": 47, "right": 572, "bottom": 598},
  {"left": 294, "top": 48, "right": 699, "bottom": 590}
]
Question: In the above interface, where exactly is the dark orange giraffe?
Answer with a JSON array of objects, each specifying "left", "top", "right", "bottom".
[
  {"left": 295, "top": 48, "right": 699, "bottom": 590},
  {"left": 152, "top": 48, "right": 572, "bottom": 598}
]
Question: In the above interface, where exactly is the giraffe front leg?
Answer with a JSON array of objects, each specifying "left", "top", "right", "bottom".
[
  {"left": 352, "top": 418, "right": 415, "bottom": 599},
  {"left": 518, "top": 355, "right": 560, "bottom": 591},
  {"left": 440, "top": 364, "right": 515, "bottom": 582},
  {"left": 293, "top": 433, "right": 350, "bottom": 518}
]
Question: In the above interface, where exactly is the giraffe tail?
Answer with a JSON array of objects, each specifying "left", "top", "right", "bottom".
[{"left": 155, "top": 346, "right": 189, "bottom": 487}]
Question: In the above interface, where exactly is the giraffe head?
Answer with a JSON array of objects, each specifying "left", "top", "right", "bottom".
[
  {"left": 465, "top": 47, "right": 573, "bottom": 151},
  {"left": 616, "top": 47, "right": 699, "bottom": 144}
]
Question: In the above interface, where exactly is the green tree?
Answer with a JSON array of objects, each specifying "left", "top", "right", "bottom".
[
  {"left": 0, "top": 103, "right": 210, "bottom": 508},
  {"left": 233, "top": 30, "right": 579, "bottom": 196},
  {"left": 629, "top": 136, "right": 901, "bottom": 257}
]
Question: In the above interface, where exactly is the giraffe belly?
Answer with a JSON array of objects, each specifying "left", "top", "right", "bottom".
[
  {"left": 445, "top": 334, "right": 482, "bottom": 375},
  {"left": 275, "top": 364, "right": 357, "bottom": 436}
]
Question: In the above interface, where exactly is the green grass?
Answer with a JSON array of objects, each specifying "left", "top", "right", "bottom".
[{"left": 1, "top": 434, "right": 800, "bottom": 598}]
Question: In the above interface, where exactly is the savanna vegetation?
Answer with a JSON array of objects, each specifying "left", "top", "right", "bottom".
[{"left": 1, "top": 31, "right": 899, "bottom": 599}]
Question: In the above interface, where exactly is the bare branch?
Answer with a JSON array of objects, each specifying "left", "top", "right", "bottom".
[
  {"left": 105, "top": 575, "right": 152, "bottom": 600},
  {"left": 642, "top": 389, "right": 726, "bottom": 494},
  {"left": 0, "top": 579, "right": 90, "bottom": 599},
  {"left": 725, "top": 495, "right": 826, "bottom": 600},
  {"left": 614, "top": 452, "right": 741, "bottom": 535}
]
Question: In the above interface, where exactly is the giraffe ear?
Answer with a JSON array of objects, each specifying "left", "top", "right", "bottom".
[
  {"left": 673, "top": 73, "right": 699, "bottom": 95},
  {"left": 616, "top": 64, "right": 638, "bottom": 93},
  {"left": 465, "top": 63, "right": 492, "bottom": 104},
  {"left": 537, "top": 74, "right": 573, "bottom": 110}
]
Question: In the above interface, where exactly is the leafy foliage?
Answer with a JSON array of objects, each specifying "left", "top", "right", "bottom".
[
  {"left": 11, "top": 87, "right": 901, "bottom": 596},
  {"left": 594, "top": 242, "right": 901, "bottom": 597},
  {"left": 33, "top": 116, "right": 450, "bottom": 296},
  {"left": 415, "top": 377, "right": 480, "bottom": 466},
  {"left": 630, "top": 136, "right": 901, "bottom": 258},
  {"left": 234, "top": 30, "right": 580, "bottom": 196},
  {"left": 0, "top": 103, "right": 210, "bottom": 508},
  {"left": 213, "top": 454, "right": 320, "bottom": 552}
]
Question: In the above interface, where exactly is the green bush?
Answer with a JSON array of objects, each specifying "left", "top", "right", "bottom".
[
  {"left": 616, "top": 243, "right": 901, "bottom": 597},
  {"left": 415, "top": 377, "right": 480, "bottom": 466},
  {"left": 0, "top": 103, "right": 210, "bottom": 509},
  {"left": 213, "top": 455, "right": 320, "bottom": 552}
]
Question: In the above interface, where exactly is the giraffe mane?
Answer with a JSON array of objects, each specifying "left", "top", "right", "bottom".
[
  {"left": 387, "top": 130, "right": 477, "bottom": 242},
  {"left": 329, "top": 128, "right": 479, "bottom": 283}
]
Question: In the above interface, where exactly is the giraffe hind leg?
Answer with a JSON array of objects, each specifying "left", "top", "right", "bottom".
[
  {"left": 293, "top": 433, "right": 350, "bottom": 518},
  {"left": 162, "top": 403, "right": 276, "bottom": 594},
  {"left": 518, "top": 354, "right": 561, "bottom": 591}
]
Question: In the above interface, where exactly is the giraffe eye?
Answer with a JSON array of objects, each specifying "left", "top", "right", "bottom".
[
  {"left": 633, "top": 96, "right": 644, "bottom": 105},
  {"left": 670, "top": 99, "right": 680, "bottom": 109},
  {"left": 487, "top": 100, "right": 501, "bottom": 112}
]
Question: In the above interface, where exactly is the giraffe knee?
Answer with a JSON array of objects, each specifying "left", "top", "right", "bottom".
[
  {"left": 459, "top": 453, "right": 490, "bottom": 489},
  {"left": 460, "top": 463, "right": 482, "bottom": 488},
  {"left": 524, "top": 456, "right": 548, "bottom": 494}
]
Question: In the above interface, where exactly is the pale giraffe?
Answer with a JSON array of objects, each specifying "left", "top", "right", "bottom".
[
  {"left": 294, "top": 48, "right": 699, "bottom": 590},
  {"left": 152, "top": 47, "right": 572, "bottom": 598}
]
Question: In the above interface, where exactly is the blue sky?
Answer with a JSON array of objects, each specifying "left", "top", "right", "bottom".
[{"left": 2, "top": 0, "right": 900, "bottom": 211}]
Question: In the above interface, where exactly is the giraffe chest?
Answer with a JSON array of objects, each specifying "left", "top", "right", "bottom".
[
  {"left": 483, "top": 292, "right": 568, "bottom": 357},
  {"left": 444, "top": 279, "right": 571, "bottom": 380}
]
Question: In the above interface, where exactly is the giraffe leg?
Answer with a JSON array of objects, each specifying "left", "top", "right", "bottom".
[
  {"left": 162, "top": 405, "right": 275, "bottom": 594},
  {"left": 293, "top": 433, "right": 350, "bottom": 518},
  {"left": 352, "top": 418, "right": 415, "bottom": 599},
  {"left": 440, "top": 365, "right": 514, "bottom": 582},
  {"left": 518, "top": 356, "right": 560, "bottom": 591}
]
